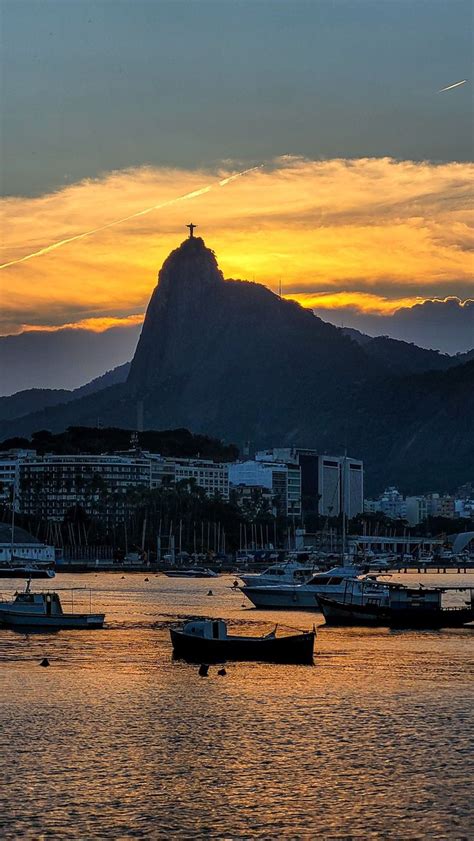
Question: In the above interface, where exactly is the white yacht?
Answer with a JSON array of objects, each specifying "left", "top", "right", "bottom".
[
  {"left": 239, "top": 557, "right": 318, "bottom": 588},
  {"left": 240, "top": 566, "right": 384, "bottom": 610}
]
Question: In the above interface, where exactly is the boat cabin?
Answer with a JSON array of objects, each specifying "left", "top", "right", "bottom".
[
  {"left": 10, "top": 591, "right": 64, "bottom": 616},
  {"left": 182, "top": 619, "right": 228, "bottom": 640},
  {"left": 388, "top": 587, "right": 441, "bottom": 611},
  {"left": 262, "top": 562, "right": 314, "bottom": 581},
  {"left": 306, "top": 566, "right": 361, "bottom": 587}
]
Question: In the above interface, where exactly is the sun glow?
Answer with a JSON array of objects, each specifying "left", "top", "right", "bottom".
[
  {"left": 286, "top": 291, "right": 425, "bottom": 315},
  {"left": 1, "top": 156, "right": 472, "bottom": 334}
]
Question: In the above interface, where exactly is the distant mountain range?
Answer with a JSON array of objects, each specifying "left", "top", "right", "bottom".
[
  {"left": 0, "top": 236, "right": 472, "bottom": 494},
  {"left": 0, "top": 363, "right": 130, "bottom": 422},
  {"left": 341, "top": 328, "right": 474, "bottom": 374},
  {"left": 0, "top": 325, "right": 139, "bottom": 396}
]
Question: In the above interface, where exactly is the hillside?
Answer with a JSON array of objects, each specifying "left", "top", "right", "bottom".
[
  {"left": 0, "top": 363, "right": 130, "bottom": 421},
  {"left": 342, "top": 329, "right": 467, "bottom": 375}
]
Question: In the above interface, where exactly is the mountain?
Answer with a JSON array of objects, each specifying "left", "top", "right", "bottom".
[
  {"left": 0, "top": 363, "right": 130, "bottom": 422},
  {"left": 0, "top": 325, "right": 140, "bottom": 396},
  {"left": 127, "top": 237, "right": 386, "bottom": 439},
  {"left": 0, "top": 235, "right": 472, "bottom": 493},
  {"left": 341, "top": 330, "right": 460, "bottom": 375}
]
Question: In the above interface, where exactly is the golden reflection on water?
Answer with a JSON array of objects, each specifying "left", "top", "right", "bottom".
[{"left": 1, "top": 573, "right": 473, "bottom": 839}]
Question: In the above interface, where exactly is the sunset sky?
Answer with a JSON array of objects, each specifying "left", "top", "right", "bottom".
[{"left": 1, "top": 0, "right": 472, "bottom": 350}]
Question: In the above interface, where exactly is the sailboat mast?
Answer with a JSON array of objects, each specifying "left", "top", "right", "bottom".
[
  {"left": 341, "top": 452, "right": 346, "bottom": 561},
  {"left": 10, "top": 481, "right": 16, "bottom": 561}
]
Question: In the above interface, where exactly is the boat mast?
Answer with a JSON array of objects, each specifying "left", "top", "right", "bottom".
[
  {"left": 341, "top": 452, "right": 346, "bottom": 562},
  {"left": 10, "top": 481, "right": 16, "bottom": 562}
]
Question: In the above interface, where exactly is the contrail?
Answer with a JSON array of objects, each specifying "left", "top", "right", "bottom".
[
  {"left": 438, "top": 79, "right": 467, "bottom": 92},
  {"left": 0, "top": 164, "right": 262, "bottom": 270}
]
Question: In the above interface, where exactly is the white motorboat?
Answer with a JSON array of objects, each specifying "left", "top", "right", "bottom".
[
  {"left": 164, "top": 567, "right": 218, "bottom": 578},
  {"left": 0, "top": 560, "right": 55, "bottom": 579},
  {"left": 239, "top": 558, "right": 318, "bottom": 587},
  {"left": 0, "top": 583, "right": 105, "bottom": 630},
  {"left": 240, "top": 566, "right": 385, "bottom": 610}
]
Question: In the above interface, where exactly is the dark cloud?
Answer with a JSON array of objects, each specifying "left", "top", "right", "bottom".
[{"left": 317, "top": 298, "right": 474, "bottom": 354}]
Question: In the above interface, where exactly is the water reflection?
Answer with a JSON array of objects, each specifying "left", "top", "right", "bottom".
[{"left": 1, "top": 572, "right": 473, "bottom": 839}]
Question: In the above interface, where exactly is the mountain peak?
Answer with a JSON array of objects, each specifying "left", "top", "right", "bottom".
[{"left": 157, "top": 235, "right": 223, "bottom": 297}]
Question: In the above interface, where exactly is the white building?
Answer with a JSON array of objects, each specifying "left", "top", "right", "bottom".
[
  {"left": 19, "top": 454, "right": 152, "bottom": 523},
  {"left": 364, "top": 487, "right": 407, "bottom": 520},
  {"left": 228, "top": 459, "right": 301, "bottom": 517},
  {"left": 405, "top": 496, "right": 430, "bottom": 527},
  {"left": 0, "top": 449, "right": 36, "bottom": 506},
  {"left": 0, "top": 457, "right": 18, "bottom": 504},
  {"left": 169, "top": 457, "right": 229, "bottom": 500},
  {"left": 0, "top": 522, "right": 56, "bottom": 564},
  {"left": 14, "top": 451, "right": 229, "bottom": 523}
]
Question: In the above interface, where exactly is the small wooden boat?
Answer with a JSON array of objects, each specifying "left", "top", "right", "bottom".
[
  {"left": 170, "top": 619, "right": 315, "bottom": 664},
  {"left": 0, "top": 583, "right": 105, "bottom": 630}
]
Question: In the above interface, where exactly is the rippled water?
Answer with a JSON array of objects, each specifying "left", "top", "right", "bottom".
[{"left": 1, "top": 572, "right": 473, "bottom": 839}]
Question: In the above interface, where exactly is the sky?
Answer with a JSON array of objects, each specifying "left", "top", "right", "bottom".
[{"left": 1, "top": 0, "right": 472, "bottom": 355}]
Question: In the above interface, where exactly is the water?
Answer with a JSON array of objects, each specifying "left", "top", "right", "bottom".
[{"left": 1, "top": 572, "right": 473, "bottom": 839}]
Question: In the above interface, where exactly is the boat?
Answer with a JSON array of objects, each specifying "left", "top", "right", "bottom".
[
  {"left": 164, "top": 567, "right": 218, "bottom": 578},
  {"left": 170, "top": 619, "right": 315, "bottom": 664},
  {"left": 318, "top": 584, "right": 474, "bottom": 628},
  {"left": 0, "top": 560, "right": 55, "bottom": 579},
  {"left": 0, "top": 582, "right": 105, "bottom": 630},
  {"left": 239, "top": 557, "right": 318, "bottom": 587},
  {"left": 240, "top": 566, "right": 381, "bottom": 609}
]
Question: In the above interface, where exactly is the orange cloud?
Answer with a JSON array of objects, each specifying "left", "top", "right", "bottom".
[
  {"left": 1, "top": 156, "right": 472, "bottom": 334},
  {"left": 22, "top": 314, "right": 145, "bottom": 334},
  {"left": 287, "top": 291, "right": 424, "bottom": 314}
]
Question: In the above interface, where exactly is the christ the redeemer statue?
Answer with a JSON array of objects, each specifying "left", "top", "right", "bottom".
[{"left": 187, "top": 223, "right": 197, "bottom": 238}]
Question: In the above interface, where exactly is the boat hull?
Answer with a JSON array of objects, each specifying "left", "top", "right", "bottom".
[
  {"left": 318, "top": 596, "right": 474, "bottom": 628},
  {"left": 164, "top": 570, "right": 217, "bottom": 578},
  {"left": 318, "top": 596, "right": 386, "bottom": 626},
  {"left": 0, "top": 567, "right": 55, "bottom": 579},
  {"left": 0, "top": 611, "right": 105, "bottom": 630},
  {"left": 170, "top": 628, "right": 315, "bottom": 664},
  {"left": 240, "top": 587, "right": 319, "bottom": 610}
]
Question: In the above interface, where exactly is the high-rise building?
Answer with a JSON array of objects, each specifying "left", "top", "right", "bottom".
[{"left": 255, "top": 448, "right": 363, "bottom": 518}]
